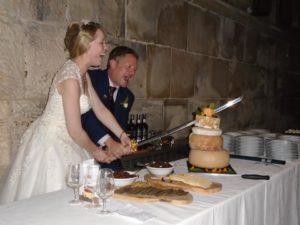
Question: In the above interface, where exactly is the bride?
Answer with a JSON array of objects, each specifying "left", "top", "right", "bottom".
[{"left": 0, "top": 21, "right": 132, "bottom": 204}]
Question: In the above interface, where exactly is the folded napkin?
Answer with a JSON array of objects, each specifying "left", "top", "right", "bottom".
[{"left": 114, "top": 203, "right": 155, "bottom": 222}]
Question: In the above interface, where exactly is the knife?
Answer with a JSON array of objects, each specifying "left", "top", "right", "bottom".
[
  {"left": 230, "top": 154, "right": 286, "bottom": 165},
  {"left": 138, "top": 96, "right": 243, "bottom": 147},
  {"left": 241, "top": 174, "right": 270, "bottom": 180}
]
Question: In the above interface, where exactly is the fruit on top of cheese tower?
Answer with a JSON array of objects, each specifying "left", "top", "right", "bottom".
[
  {"left": 189, "top": 103, "right": 229, "bottom": 169},
  {"left": 193, "top": 103, "right": 220, "bottom": 129}
]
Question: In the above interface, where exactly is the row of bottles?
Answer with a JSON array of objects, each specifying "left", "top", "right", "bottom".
[{"left": 126, "top": 114, "right": 148, "bottom": 142}]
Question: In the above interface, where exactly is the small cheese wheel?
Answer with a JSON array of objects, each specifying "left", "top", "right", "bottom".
[
  {"left": 192, "top": 126, "right": 222, "bottom": 136},
  {"left": 195, "top": 115, "right": 220, "bottom": 129},
  {"left": 189, "top": 133, "right": 223, "bottom": 151},
  {"left": 188, "top": 149, "right": 229, "bottom": 169}
]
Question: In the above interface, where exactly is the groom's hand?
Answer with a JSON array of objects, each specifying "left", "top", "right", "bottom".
[
  {"left": 92, "top": 148, "right": 117, "bottom": 163},
  {"left": 105, "top": 137, "right": 128, "bottom": 158}
]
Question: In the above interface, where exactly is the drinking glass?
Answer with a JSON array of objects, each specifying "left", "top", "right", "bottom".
[
  {"left": 66, "top": 163, "right": 83, "bottom": 205},
  {"left": 96, "top": 168, "right": 115, "bottom": 214},
  {"left": 83, "top": 164, "right": 100, "bottom": 209}
]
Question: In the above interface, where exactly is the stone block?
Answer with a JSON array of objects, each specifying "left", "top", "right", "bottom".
[
  {"left": 187, "top": 5, "right": 220, "bottom": 56},
  {"left": 164, "top": 99, "right": 189, "bottom": 138},
  {"left": 221, "top": 18, "right": 245, "bottom": 60},
  {"left": 289, "top": 45, "right": 300, "bottom": 73},
  {"left": 263, "top": 97, "right": 284, "bottom": 132},
  {"left": 0, "top": 101, "right": 11, "bottom": 120},
  {"left": 0, "top": 0, "right": 68, "bottom": 21},
  {"left": 171, "top": 50, "right": 198, "bottom": 98},
  {"left": 0, "top": 17, "right": 25, "bottom": 99},
  {"left": 277, "top": 72, "right": 300, "bottom": 97},
  {"left": 195, "top": 56, "right": 230, "bottom": 98},
  {"left": 97, "top": 0, "right": 125, "bottom": 37},
  {"left": 244, "top": 28, "right": 259, "bottom": 63},
  {"left": 23, "top": 22, "right": 66, "bottom": 99},
  {"left": 66, "top": 0, "right": 99, "bottom": 23},
  {"left": 221, "top": 0, "right": 253, "bottom": 11},
  {"left": 131, "top": 99, "right": 164, "bottom": 132},
  {"left": 256, "top": 35, "right": 277, "bottom": 70},
  {"left": 274, "top": 40, "right": 289, "bottom": 72},
  {"left": 0, "top": 121, "right": 11, "bottom": 167},
  {"left": 147, "top": 46, "right": 171, "bottom": 98},
  {"left": 127, "top": 0, "right": 185, "bottom": 43},
  {"left": 263, "top": 71, "right": 276, "bottom": 97},
  {"left": 11, "top": 100, "right": 44, "bottom": 120},
  {"left": 230, "top": 63, "right": 264, "bottom": 98},
  {"left": 0, "top": 165, "right": 8, "bottom": 191},
  {"left": 157, "top": 2, "right": 188, "bottom": 49},
  {"left": 127, "top": 0, "right": 161, "bottom": 42},
  {"left": 221, "top": 97, "right": 266, "bottom": 130}
]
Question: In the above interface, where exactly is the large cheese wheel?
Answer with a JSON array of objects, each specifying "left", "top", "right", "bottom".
[
  {"left": 189, "top": 133, "right": 223, "bottom": 151},
  {"left": 188, "top": 149, "right": 229, "bottom": 169}
]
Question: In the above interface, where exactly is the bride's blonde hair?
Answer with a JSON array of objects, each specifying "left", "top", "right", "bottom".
[{"left": 64, "top": 21, "right": 103, "bottom": 59}]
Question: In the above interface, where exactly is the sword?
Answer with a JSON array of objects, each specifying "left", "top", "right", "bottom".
[{"left": 137, "top": 96, "right": 243, "bottom": 147}]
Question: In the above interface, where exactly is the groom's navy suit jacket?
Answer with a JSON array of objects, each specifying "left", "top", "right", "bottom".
[{"left": 81, "top": 69, "right": 134, "bottom": 170}]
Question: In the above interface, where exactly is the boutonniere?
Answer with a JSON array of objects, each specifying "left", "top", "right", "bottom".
[{"left": 120, "top": 96, "right": 129, "bottom": 109}]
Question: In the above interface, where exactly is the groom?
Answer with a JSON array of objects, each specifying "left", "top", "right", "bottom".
[{"left": 81, "top": 46, "right": 139, "bottom": 170}]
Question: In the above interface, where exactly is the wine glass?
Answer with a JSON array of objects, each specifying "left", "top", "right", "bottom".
[
  {"left": 83, "top": 164, "right": 100, "bottom": 209},
  {"left": 96, "top": 168, "right": 115, "bottom": 214},
  {"left": 66, "top": 163, "right": 83, "bottom": 205}
]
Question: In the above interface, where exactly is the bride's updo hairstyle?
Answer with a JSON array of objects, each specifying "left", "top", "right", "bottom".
[{"left": 64, "top": 21, "right": 103, "bottom": 59}]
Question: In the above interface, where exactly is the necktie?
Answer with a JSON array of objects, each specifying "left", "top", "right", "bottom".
[{"left": 107, "top": 86, "right": 116, "bottom": 112}]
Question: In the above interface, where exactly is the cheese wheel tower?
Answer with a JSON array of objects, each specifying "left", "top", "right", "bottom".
[{"left": 188, "top": 107, "right": 229, "bottom": 169}]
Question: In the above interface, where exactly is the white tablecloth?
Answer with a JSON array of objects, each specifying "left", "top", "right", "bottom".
[{"left": 0, "top": 158, "right": 299, "bottom": 225}]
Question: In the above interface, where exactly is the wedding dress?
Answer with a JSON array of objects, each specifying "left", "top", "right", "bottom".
[{"left": 0, "top": 60, "right": 92, "bottom": 204}]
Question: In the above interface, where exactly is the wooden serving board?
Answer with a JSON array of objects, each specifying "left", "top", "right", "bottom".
[
  {"left": 144, "top": 174, "right": 222, "bottom": 193},
  {"left": 113, "top": 181, "right": 193, "bottom": 205}
]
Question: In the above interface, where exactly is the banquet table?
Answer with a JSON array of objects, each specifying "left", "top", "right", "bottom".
[{"left": 0, "top": 158, "right": 299, "bottom": 225}]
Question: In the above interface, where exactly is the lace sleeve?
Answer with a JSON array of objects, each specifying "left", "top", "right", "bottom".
[{"left": 53, "top": 60, "right": 83, "bottom": 91}]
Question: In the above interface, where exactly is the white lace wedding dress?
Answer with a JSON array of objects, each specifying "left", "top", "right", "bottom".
[{"left": 0, "top": 60, "right": 92, "bottom": 204}]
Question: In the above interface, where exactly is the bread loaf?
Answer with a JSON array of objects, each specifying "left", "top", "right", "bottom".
[{"left": 169, "top": 173, "right": 212, "bottom": 189}]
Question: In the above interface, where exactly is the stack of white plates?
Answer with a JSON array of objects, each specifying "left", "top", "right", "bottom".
[
  {"left": 259, "top": 133, "right": 278, "bottom": 152},
  {"left": 265, "top": 139, "right": 299, "bottom": 161},
  {"left": 224, "top": 132, "right": 242, "bottom": 137},
  {"left": 235, "top": 135, "right": 264, "bottom": 156},
  {"left": 223, "top": 132, "right": 242, "bottom": 153},
  {"left": 222, "top": 134, "right": 235, "bottom": 153},
  {"left": 259, "top": 133, "right": 278, "bottom": 139},
  {"left": 278, "top": 134, "right": 300, "bottom": 143},
  {"left": 240, "top": 130, "right": 258, "bottom": 135},
  {"left": 246, "top": 128, "right": 270, "bottom": 134}
]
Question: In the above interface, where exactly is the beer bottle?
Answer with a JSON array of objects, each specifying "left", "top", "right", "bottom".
[
  {"left": 126, "top": 114, "right": 133, "bottom": 138},
  {"left": 136, "top": 114, "right": 142, "bottom": 142},
  {"left": 141, "top": 114, "right": 148, "bottom": 141},
  {"left": 130, "top": 114, "right": 137, "bottom": 140}
]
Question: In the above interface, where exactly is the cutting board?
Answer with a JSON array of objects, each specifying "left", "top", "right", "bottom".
[
  {"left": 113, "top": 181, "right": 193, "bottom": 205},
  {"left": 144, "top": 174, "right": 222, "bottom": 193}
]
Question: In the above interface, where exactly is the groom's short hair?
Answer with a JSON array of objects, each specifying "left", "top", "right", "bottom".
[{"left": 107, "top": 46, "right": 139, "bottom": 69}]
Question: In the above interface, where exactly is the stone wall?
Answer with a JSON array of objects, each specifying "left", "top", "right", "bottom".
[{"left": 0, "top": 0, "right": 299, "bottom": 185}]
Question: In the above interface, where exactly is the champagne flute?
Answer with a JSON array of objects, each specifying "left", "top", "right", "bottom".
[
  {"left": 66, "top": 163, "right": 83, "bottom": 205},
  {"left": 83, "top": 164, "right": 100, "bottom": 209},
  {"left": 96, "top": 168, "right": 115, "bottom": 214}
]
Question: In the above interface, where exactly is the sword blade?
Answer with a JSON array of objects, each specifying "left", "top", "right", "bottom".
[{"left": 137, "top": 96, "right": 243, "bottom": 147}]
